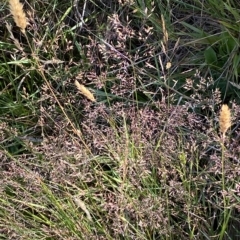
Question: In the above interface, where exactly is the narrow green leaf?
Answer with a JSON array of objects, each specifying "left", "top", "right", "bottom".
[{"left": 204, "top": 47, "right": 217, "bottom": 65}]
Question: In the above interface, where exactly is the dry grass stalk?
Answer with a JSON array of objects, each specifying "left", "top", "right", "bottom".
[
  {"left": 9, "top": 0, "right": 27, "bottom": 33},
  {"left": 74, "top": 80, "right": 96, "bottom": 102},
  {"left": 219, "top": 104, "right": 231, "bottom": 140}
]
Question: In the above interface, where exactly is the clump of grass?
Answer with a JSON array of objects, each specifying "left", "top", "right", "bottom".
[
  {"left": 1, "top": 0, "right": 240, "bottom": 239},
  {"left": 9, "top": 0, "right": 27, "bottom": 33}
]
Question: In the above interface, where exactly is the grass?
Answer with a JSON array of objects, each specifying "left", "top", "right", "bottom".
[{"left": 0, "top": 0, "right": 240, "bottom": 239}]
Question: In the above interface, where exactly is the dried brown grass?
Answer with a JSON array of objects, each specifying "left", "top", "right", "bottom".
[{"left": 9, "top": 0, "right": 27, "bottom": 33}]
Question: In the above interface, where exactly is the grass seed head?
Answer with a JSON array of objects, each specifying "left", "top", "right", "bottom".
[
  {"left": 219, "top": 104, "right": 231, "bottom": 139},
  {"left": 9, "top": 0, "right": 27, "bottom": 33},
  {"left": 75, "top": 80, "right": 96, "bottom": 102}
]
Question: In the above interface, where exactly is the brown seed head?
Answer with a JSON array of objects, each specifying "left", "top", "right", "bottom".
[
  {"left": 219, "top": 104, "right": 231, "bottom": 138},
  {"left": 9, "top": 0, "right": 27, "bottom": 33}
]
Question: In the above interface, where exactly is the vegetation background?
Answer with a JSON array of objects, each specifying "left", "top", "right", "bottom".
[{"left": 0, "top": 0, "right": 240, "bottom": 239}]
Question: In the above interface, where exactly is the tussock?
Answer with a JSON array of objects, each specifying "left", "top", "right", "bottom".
[
  {"left": 9, "top": 0, "right": 27, "bottom": 33},
  {"left": 219, "top": 104, "right": 231, "bottom": 139},
  {"left": 75, "top": 80, "right": 96, "bottom": 102}
]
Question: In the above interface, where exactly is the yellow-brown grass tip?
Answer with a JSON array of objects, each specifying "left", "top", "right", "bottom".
[
  {"left": 9, "top": 0, "right": 27, "bottom": 33},
  {"left": 74, "top": 80, "right": 96, "bottom": 102},
  {"left": 219, "top": 104, "right": 231, "bottom": 138}
]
